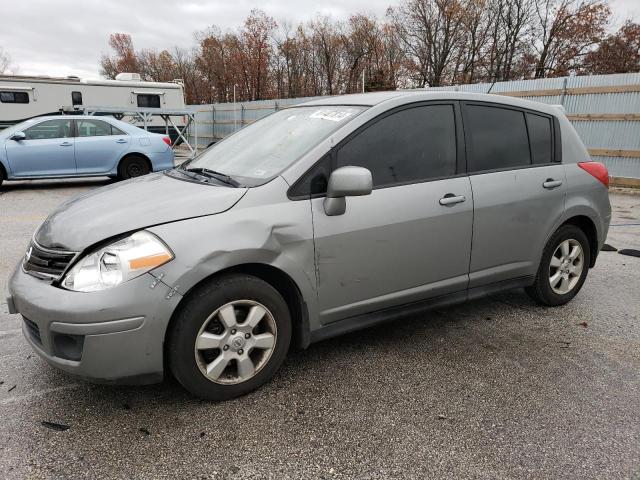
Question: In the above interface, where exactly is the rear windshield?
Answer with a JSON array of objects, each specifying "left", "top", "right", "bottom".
[{"left": 185, "top": 106, "right": 365, "bottom": 186}]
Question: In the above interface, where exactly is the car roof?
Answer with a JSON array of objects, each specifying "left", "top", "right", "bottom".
[
  {"left": 299, "top": 90, "right": 563, "bottom": 116},
  {"left": 29, "top": 115, "right": 121, "bottom": 121}
]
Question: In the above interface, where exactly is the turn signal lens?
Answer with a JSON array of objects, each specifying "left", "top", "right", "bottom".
[{"left": 578, "top": 161, "right": 609, "bottom": 189}]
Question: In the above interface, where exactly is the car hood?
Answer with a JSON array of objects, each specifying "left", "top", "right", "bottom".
[{"left": 35, "top": 172, "right": 248, "bottom": 252}]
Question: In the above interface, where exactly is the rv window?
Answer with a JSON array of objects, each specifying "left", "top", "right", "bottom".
[
  {"left": 137, "top": 94, "right": 161, "bottom": 108},
  {"left": 0, "top": 91, "right": 29, "bottom": 104},
  {"left": 72, "top": 91, "right": 83, "bottom": 106}
]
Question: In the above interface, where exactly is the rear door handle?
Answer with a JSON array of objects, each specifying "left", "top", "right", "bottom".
[
  {"left": 116, "top": 139, "right": 128, "bottom": 144},
  {"left": 439, "top": 194, "right": 466, "bottom": 206},
  {"left": 543, "top": 179, "right": 563, "bottom": 189},
  {"left": 60, "top": 141, "right": 72, "bottom": 147}
]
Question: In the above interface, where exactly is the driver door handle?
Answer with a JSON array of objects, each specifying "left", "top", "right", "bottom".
[
  {"left": 439, "top": 194, "right": 466, "bottom": 206},
  {"left": 543, "top": 179, "right": 563, "bottom": 189}
]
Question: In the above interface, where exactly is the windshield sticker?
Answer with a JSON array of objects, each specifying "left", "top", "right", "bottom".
[
  {"left": 253, "top": 169, "right": 268, "bottom": 176},
  {"left": 310, "top": 109, "right": 353, "bottom": 122}
]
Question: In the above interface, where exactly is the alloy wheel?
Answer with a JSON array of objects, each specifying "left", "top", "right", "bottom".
[
  {"left": 194, "top": 300, "right": 277, "bottom": 385},
  {"left": 548, "top": 238, "right": 584, "bottom": 295}
]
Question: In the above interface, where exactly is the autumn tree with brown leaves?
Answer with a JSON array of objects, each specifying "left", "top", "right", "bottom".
[
  {"left": 583, "top": 21, "right": 640, "bottom": 75},
  {"left": 99, "top": 2, "right": 635, "bottom": 104}
]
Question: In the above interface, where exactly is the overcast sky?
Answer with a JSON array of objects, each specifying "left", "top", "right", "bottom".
[{"left": 1, "top": 0, "right": 638, "bottom": 79}]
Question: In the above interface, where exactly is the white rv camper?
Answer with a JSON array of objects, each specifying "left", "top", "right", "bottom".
[{"left": 0, "top": 73, "right": 187, "bottom": 138}]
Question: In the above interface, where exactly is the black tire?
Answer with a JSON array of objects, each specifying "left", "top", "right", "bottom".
[
  {"left": 167, "top": 274, "right": 292, "bottom": 400},
  {"left": 525, "top": 225, "right": 591, "bottom": 306},
  {"left": 117, "top": 155, "right": 150, "bottom": 180}
]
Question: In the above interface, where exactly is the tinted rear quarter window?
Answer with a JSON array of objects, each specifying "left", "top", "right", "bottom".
[
  {"left": 526, "top": 113, "right": 553, "bottom": 164},
  {"left": 465, "top": 104, "right": 531, "bottom": 172},
  {"left": 336, "top": 104, "right": 457, "bottom": 188}
]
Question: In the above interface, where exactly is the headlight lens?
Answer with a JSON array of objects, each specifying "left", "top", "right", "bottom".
[{"left": 62, "top": 231, "right": 173, "bottom": 292}]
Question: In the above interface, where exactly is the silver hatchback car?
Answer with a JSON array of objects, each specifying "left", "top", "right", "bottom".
[{"left": 7, "top": 91, "right": 611, "bottom": 400}]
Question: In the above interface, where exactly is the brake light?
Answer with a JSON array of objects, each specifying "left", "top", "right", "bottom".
[
  {"left": 162, "top": 137, "right": 172, "bottom": 146},
  {"left": 578, "top": 161, "right": 609, "bottom": 188}
]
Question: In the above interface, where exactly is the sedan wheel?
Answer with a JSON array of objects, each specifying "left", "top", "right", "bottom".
[
  {"left": 548, "top": 239, "right": 584, "bottom": 295},
  {"left": 194, "top": 300, "right": 277, "bottom": 385},
  {"left": 118, "top": 155, "right": 150, "bottom": 180},
  {"left": 525, "top": 224, "right": 590, "bottom": 306},
  {"left": 168, "top": 274, "right": 291, "bottom": 400}
]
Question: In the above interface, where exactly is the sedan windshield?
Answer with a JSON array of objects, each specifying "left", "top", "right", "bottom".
[{"left": 183, "top": 105, "right": 365, "bottom": 186}]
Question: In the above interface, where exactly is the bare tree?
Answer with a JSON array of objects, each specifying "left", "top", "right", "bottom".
[
  {"left": 98, "top": 2, "right": 631, "bottom": 103},
  {"left": 532, "top": 0, "right": 610, "bottom": 78},
  {"left": 0, "top": 47, "right": 12, "bottom": 74},
  {"left": 391, "top": 0, "right": 468, "bottom": 87}
]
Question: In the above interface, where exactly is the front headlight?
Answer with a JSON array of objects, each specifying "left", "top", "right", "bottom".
[{"left": 62, "top": 231, "right": 173, "bottom": 292}]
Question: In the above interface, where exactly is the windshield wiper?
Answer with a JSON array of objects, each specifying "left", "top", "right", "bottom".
[{"left": 184, "top": 167, "right": 241, "bottom": 187}]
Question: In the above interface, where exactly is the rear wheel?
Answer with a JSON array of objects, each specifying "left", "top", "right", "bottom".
[
  {"left": 167, "top": 274, "right": 291, "bottom": 400},
  {"left": 118, "top": 155, "right": 150, "bottom": 180},
  {"left": 525, "top": 225, "right": 590, "bottom": 306}
]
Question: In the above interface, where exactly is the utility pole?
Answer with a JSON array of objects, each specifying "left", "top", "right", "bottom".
[{"left": 233, "top": 84, "right": 237, "bottom": 131}]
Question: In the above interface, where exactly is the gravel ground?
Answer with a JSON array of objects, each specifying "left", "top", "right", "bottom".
[{"left": 0, "top": 178, "right": 639, "bottom": 480}]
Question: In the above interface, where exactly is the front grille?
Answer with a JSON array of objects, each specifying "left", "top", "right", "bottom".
[
  {"left": 23, "top": 317, "right": 42, "bottom": 345},
  {"left": 23, "top": 241, "right": 77, "bottom": 280}
]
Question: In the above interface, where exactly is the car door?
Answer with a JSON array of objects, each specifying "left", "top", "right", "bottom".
[
  {"left": 461, "top": 102, "right": 567, "bottom": 288},
  {"left": 5, "top": 119, "right": 75, "bottom": 177},
  {"left": 307, "top": 102, "right": 473, "bottom": 324},
  {"left": 74, "top": 119, "right": 130, "bottom": 174}
]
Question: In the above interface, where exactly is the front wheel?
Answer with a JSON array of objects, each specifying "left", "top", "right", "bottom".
[
  {"left": 525, "top": 225, "right": 591, "bottom": 306},
  {"left": 167, "top": 274, "right": 291, "bottom": 400}
]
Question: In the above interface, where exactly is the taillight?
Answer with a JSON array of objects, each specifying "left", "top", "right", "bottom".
[
  {"left": 162, "top": 137, "right": 172, "bottom": 146},
  {"left": 578, "top": 161, "right": 609, "bottom": 188}
]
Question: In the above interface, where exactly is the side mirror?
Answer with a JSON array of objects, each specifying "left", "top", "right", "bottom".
[
  {"left": 323, "top": 166, "right": 373, "bottom": 216},
  {"left": 11, "top": 131, "right": 26, "bottom": 141}
]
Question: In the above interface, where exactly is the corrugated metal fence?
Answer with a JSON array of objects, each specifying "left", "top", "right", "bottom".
[{"left": 187, "top": 73, "right": 640, "bottom": 179}]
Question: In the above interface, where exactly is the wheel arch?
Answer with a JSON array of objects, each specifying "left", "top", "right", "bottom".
[
  {"left": 560, "top": 215, "right": 599, "bottom": 268},
  {"left": 0, "top": 159, "right": 7, "bottom": 180},
  {"left": 164, "top": 263, "right": 311, "bottom": 355},
  {"left": 118, "top": 152, "right": 152, "bottom": 172}
]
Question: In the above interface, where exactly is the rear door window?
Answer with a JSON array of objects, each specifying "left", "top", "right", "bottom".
[
  {"left": 464, "top": 104, "right": 531, "bottom": 172},
  {"left": 76, "top": 119, "right": 122, "bottom": 137},
  {"left": 526, "top": 113, "right": 553, "bottom": 164},
  {"left": 336, "top": 104, "right": 457, "bottom": 188},
  {"left": 137, "top": 94, "right": 161, "bottom": 108}
]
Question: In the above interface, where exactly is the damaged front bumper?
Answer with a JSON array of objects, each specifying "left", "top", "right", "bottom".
[{"left": 6, "top": 266, "right": 182, "bottom": 384}]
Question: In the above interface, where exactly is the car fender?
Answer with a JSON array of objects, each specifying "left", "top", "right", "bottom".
[
  {"left": 542, "top": 164, "right": 610, "bottom": 261},
  {"left": 145, "top": 177, "right": 318, "bottom": 336}
]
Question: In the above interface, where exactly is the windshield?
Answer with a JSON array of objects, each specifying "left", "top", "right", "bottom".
[{"left": 184, "top": 105, "right": 365, "bottom": 186}]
